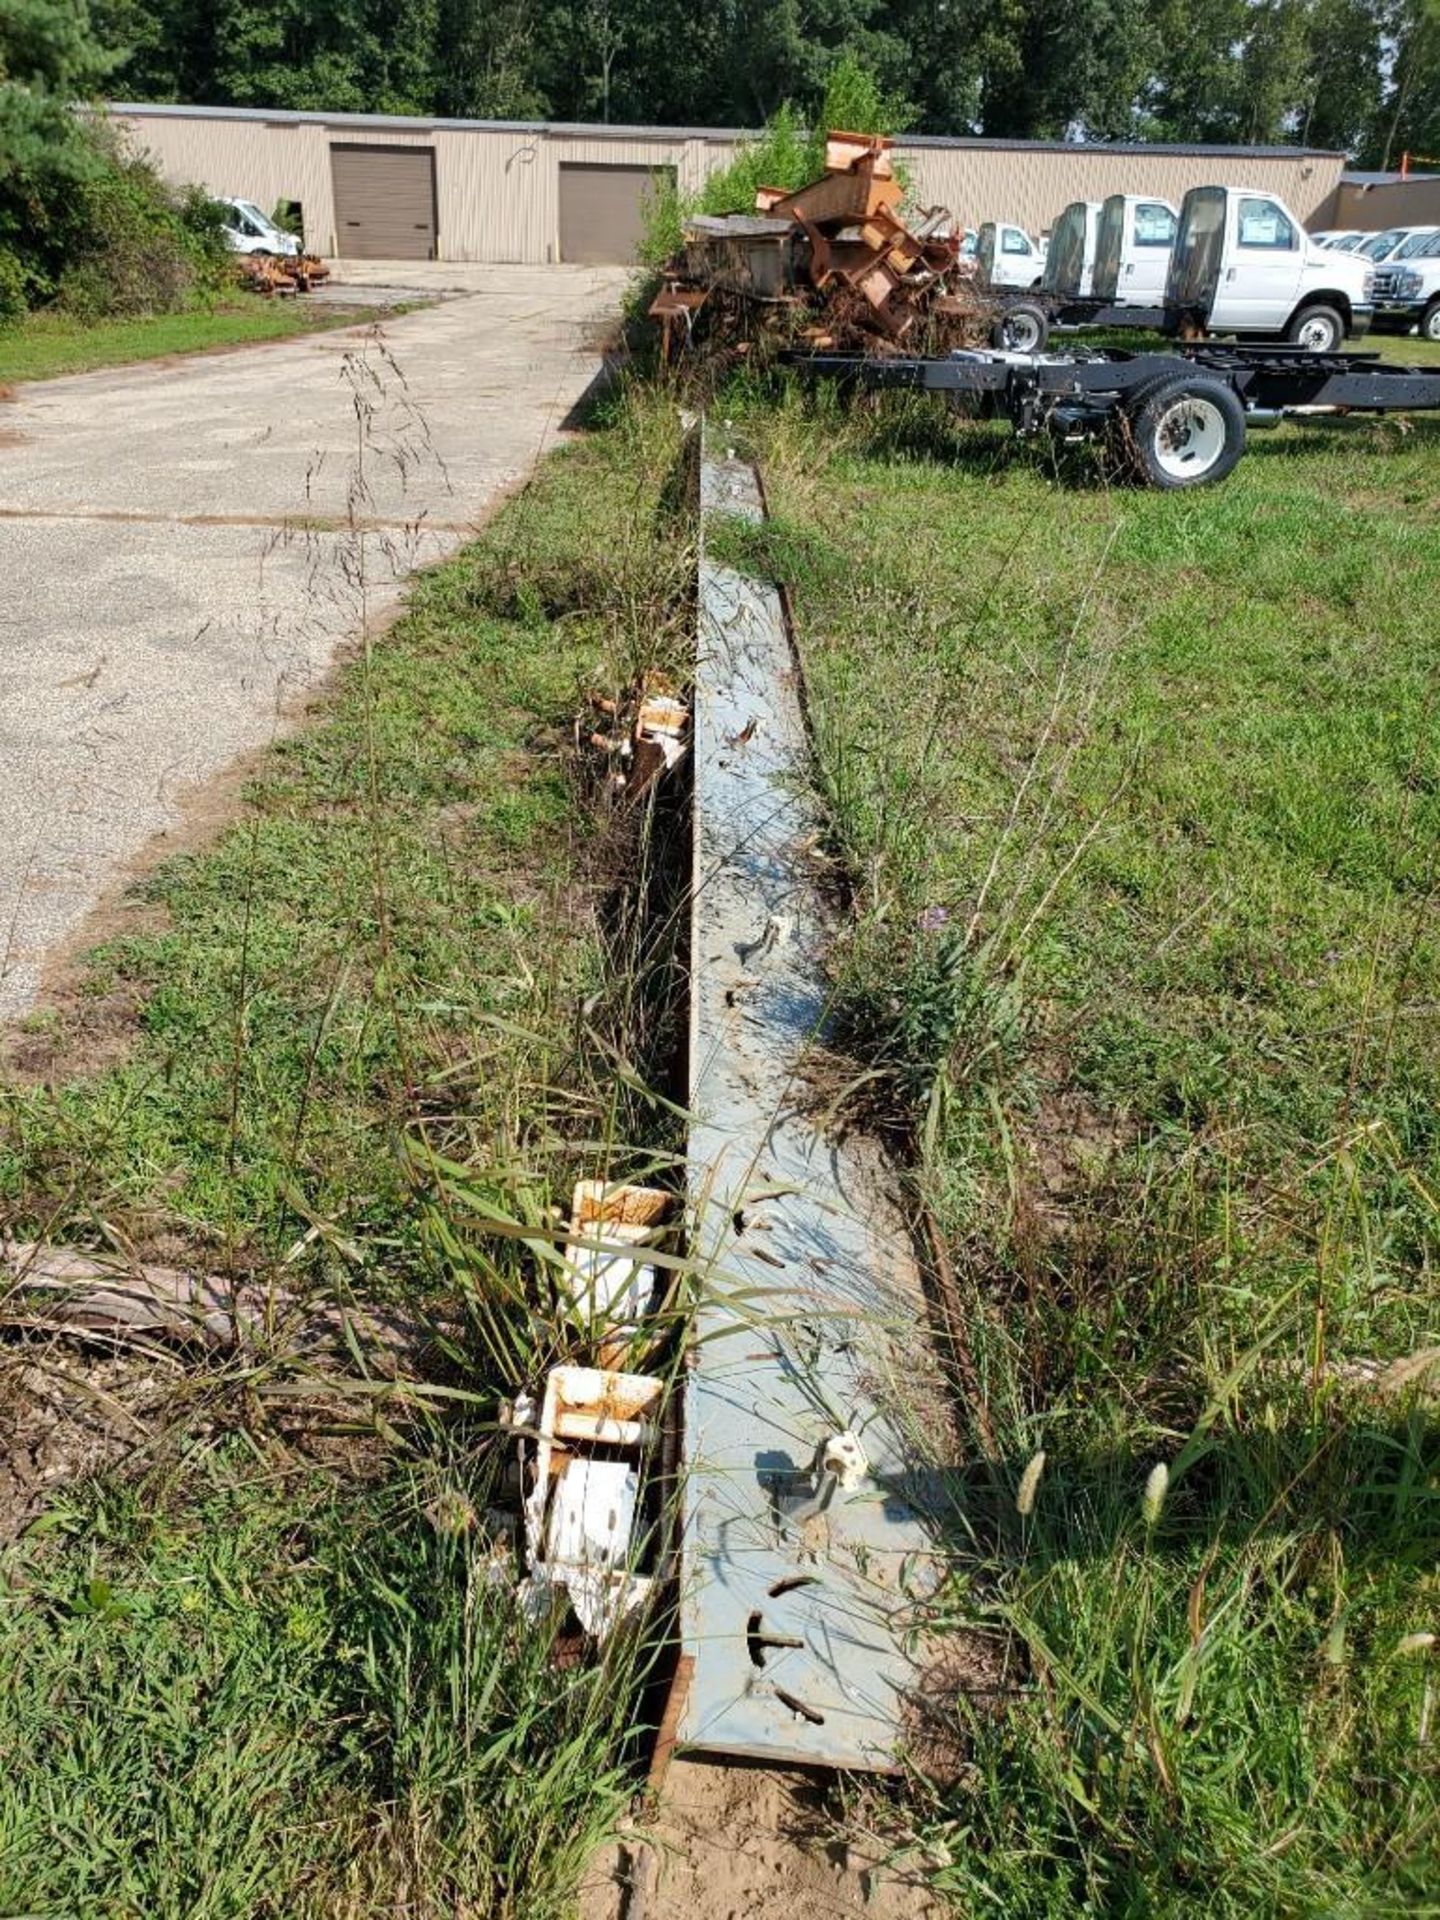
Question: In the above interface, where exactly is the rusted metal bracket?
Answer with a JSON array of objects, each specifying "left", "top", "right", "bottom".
[{"left": 677, "top": 429, "right": 942, "bottom": 1771}]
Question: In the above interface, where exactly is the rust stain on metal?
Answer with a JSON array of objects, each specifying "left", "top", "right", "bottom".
[{"left": 649, "top": 129, "right": 990, "bottom": 354}]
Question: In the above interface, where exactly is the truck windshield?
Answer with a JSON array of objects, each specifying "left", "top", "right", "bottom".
[
  {"left": 1169, "top": 189, "right": 1224, "bottom": 307},
  {"left": 1045, "top": 205, "right": 1087, "bottom": 294},
  {"left": 1094, "top": 199, "right": 1124, "bottom": 294},
  {"left": 1395, "top": 228, "right": 1440, "bottom": 258},
  {"left": 1357, "top": 227, "right": 1406, "bottom": 259}
]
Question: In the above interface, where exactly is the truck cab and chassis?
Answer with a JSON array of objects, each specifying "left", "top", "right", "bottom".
[
  {"left": 786, "top": 341, "right": 1440, "bottom": 490},
  {"left": 993, "top": 186, "right": 1376, "bottom": 356}
]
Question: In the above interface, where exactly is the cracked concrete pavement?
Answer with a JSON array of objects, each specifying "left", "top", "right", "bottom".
[{"left": 0, "top": 262, "right": 626, "bottom": 1023}]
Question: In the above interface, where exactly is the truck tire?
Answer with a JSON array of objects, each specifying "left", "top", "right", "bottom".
[
  {"left": 1423, "top": 299, "right": 1440, "bottom": 344},
  {"left": 1286, "top": 304, "right": 1344, "bottom": 352},
  {"left": 992, "top": 300, "right": 1049, "bottom": 353},
  {"left": 1125, "top": 374, "right": 1247, "bottom": 490}
]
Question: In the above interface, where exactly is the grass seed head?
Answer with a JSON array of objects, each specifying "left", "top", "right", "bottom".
[
  {"left": 1015, "top": 1449, "right": 1046, "bottom": 1517},
  {"left": 1142, "top": 1461, "right": 1169, "bottom": 1529}
]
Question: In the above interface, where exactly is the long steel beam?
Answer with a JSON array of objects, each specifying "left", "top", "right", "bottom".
[{"left": 677, "top": 430, "right": 944, "bottom": 1770}]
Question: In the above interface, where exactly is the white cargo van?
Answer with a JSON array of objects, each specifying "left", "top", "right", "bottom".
[{"left": 217, "top": 198, "right": 301, "bottom": 259}]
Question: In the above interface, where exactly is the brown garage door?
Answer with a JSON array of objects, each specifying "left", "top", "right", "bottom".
[
  {"left": 558, "top": 164, "right": 674, "bottom": 265},
  {"left": 331, "top": 144, "right": 436, "bottom": 259}
]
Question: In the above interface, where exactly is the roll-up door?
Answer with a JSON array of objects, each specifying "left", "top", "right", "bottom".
[
  {"left": 331, "top": 144, "right": 437, "bottom": 259},
  {"left": 558, "top": 163, "right": 674, "bottom": 265}
]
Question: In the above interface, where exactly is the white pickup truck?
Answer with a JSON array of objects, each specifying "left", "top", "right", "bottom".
[
  {"left": 974, "top": 220, "right": 1044, "bottom": 291},
  {"left": 1166, "top": 186, "right": 1373, "bottom": 349},
  {"left": 1369, "top": 229, "right": 1440, "bottom": 341}
]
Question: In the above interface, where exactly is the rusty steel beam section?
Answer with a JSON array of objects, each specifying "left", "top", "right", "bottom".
[{"left": 677, "top": 431, "right": 943, "bottom": 1771}]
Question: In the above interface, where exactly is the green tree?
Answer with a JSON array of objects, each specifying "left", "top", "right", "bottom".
[
  {"left": 1364, "top": 0, "right": 1440, "bottom": 166},
  {"left": 432, "top": 0, "right": 547, "bottom": 119},
  {"left": 1302, "top": 0, "right": 1388, "bottom": 150},
  {"left": 0, "top": 0, "right": 116, "bottom": 292},
  {"left": 970, "top": 0, "right": 1151, "bottom": 137},
  {"left": 84, "top": 0, "right": 1417, "bottom": 160}
]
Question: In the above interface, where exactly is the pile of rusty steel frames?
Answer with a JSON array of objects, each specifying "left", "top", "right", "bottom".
[
  {"left": 236, "top": 253, "right": 332, "bottom": 296},
  {"left": 649, "top": 130, "right": 988, "bottom": 355}
]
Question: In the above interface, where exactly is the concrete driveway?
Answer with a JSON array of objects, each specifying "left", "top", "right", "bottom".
[{"left": 0, "top": 263, "right": 626, "bottom": 1023}]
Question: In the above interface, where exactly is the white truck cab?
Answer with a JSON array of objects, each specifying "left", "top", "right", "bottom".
[
  {"left": 975, "top": 221, "right": 1044, "bottom": 290},
  {"left": 1167, "top": 186, "right": 1373, "bottom": 350},
  {"left": 1370, "top": 229, "right": 1440, "bottom": 341},
  {"left": 1092, "top": 195, "right": 1178, "bottom": 305},
  {"left": 217, "top": 197, "right": 301, "bottom": 258},
  {"left": 1042, "top": 201, "right": 1102, "bottom": 300}
]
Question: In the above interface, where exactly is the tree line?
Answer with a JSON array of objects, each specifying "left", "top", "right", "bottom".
[{"left": 85, "top": 0, "right": 1440, "bottom": 166}]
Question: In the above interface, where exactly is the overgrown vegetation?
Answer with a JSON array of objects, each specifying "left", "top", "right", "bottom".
[
  {"left": 0, "top": 389, "right": 694, "bottom": 1913},
  {"left": 639, "top": 52, "right": 907, "bottom": 265},
  {"left": 0, "top": 1447, "right": 657, "bottom": 1919},
  {"left": 722, "top": 377, "right": 1440, "bottom": 1913},
  {"left": 7, "top": 292, "right": 1440, "bottom": 1912},
  {"left": 1, "top": 0, "right": 230, "bottom": 326}
]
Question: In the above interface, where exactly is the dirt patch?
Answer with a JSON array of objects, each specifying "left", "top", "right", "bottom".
[
  {"left": 0, "top": 427, "right": 29, "bottom": 446},
  {"left": 584, "top": 1760, "right": 943, "bottom": 1920},
  {"left": 1017, "top": 1073, "right": 1130, "bottom": 1242},
  {"left": 902, "top": 1632, "right": 1018, "bottom": 1789},
  {"left": 1, "top": 896, "right": 167, "bottom": 1086},
  {"left": 0, "top": 1343, "right": 171, "bottom": 1541}
]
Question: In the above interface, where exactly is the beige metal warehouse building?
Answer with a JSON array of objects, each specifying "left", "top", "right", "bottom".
[
  {"left": 108, "top": 102, "right": 1345, "bottom": 265},
  {"left": 1319, "top": 171, "right": 1440, "bottom": 231}
]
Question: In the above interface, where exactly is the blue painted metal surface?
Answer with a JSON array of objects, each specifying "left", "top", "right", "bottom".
[{"left": 678, "top": 433, "right": 943, "bottom": 1770}]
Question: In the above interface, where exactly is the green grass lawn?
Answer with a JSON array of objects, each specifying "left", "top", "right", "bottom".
[
  {"left": 1065, "top": 328, "right": 1440, "bottom": 370},
  {"left": 724, "top": 382, "right": 1440, "bottom": 1915},
  {"left": 1363, "top": 329, "right": 1440, "bottom": 365},
  {"left": 0, "top": 295, "right": 390, "bottom": 384}
]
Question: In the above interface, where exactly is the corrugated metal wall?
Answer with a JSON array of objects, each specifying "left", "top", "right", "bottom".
[
  {"left": 1328, "top": 177, "right": 1440, "bottom": 230},
  {"left": 896, "top": 144, "right": 1343, "bottom": 232},
  {"left": 112, "top": 107, "right": 1343, "bottom": 264}
]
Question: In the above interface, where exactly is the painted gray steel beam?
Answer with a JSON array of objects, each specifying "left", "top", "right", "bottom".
[{"left": 678, "top": 432, "right": 943, "bottom": 1771}]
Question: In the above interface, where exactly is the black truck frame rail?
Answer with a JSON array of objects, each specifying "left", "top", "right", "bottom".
[
  {"left": 992, "top": 294, "right": 1167, "bottom": 350},
  {"left": 784, "top": 343, "right": 1440, "bottom": 489}
]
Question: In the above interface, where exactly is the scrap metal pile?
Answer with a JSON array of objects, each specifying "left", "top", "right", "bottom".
[
  {"left": 236, "top": 253, "right": 331, "bottom": 296},
  {"left": 648, "top": 131, "right": 992, "bottom": 357}
]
